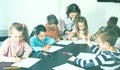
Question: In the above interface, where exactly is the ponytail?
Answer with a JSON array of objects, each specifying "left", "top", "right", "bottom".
[{"left": 9, "top": 22, "right": 30, "bottom": 44}]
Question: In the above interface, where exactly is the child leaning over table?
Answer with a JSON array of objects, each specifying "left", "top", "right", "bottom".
[
  {"left": 45, "top": 14, "right": 62, "bottom": 41},
  {"left": 0, "top": 22, "right": 32, "bottom": 62},
  {"left": 71, "top": 16, "right": 91, "bottom": 41},
  {"left": 68, "top": 29, "right": 120, "bottom": 70},
  {"left": 30, "top": 24, "right": 56, "bottom": 52}
]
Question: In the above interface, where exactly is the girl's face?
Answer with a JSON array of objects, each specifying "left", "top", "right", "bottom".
[
  {"left": 37, "top": 32, "right": 46, "bottom": 41},
  {"left": 69, "top": 12, "right": 78, "bottom": 20},
  {"left": 78, "top": 22, "right": 85, "bottom": 30},
  {"left": 11, "top": 29, "right": 23, "bottom": 43}
]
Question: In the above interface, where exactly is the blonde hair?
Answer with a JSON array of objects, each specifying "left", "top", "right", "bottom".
[
  {"left": 98, "top": 30, "right": 118, "bottom": 46},
  {"left": 9, "top": 22, "right": 30, "bottom": 44}
]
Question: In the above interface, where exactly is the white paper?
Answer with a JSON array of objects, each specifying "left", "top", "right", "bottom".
[
  {"left": 91, "top": 41, "right": 99, "bottom": 45},
  {"left": 56, "top": 40, "right": 73, "bottom": 45},
  {"left": 74, "top": 39, "right": 99, "bottom": 45},
  {"left": 48, "top": 45, "right": 64, "bottom": 53},
  {"left": 76, "top": 52, "right": 96, "bottom": 60},
  {"left": 74, "top": 39, "right": 86, "bottom": 44},
  {"left": 52, "top": 63, "right": 85, "bottom": 70},
  {"left": 11, "top": 58, "right": 41, "bottom": 68}
]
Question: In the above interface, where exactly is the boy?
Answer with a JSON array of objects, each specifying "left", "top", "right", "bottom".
[{"left": 69, "top": 30, "right": 120, "bottom": 70}]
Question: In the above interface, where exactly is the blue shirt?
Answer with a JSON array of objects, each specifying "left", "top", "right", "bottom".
[{"left": 30, "top": 35, "right": 56, "bottom": 52}]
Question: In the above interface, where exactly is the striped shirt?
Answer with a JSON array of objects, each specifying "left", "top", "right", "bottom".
[{"left": 74, "top": 45, "right": 120, "bottom": 70}]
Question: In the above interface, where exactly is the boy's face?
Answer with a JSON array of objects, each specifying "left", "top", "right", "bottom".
[
  {"left": 11, "top": 29, "right": 23, "bottom": 43},
  {"left": 37, "top": 32, "right": 46, "bottom": 41},
  {"left": 97, "top": 37, "right": 108, "bottom": 50}
]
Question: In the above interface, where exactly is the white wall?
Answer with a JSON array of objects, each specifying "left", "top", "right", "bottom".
[
  {"left": 0, "top": 0, "right": 5, "bottom": 30},
  {"left": 58, "top": 0, "right": 120, "bottom": 34},
  {"left": 0, "top": 0, "right": 120, "bottom": 35},
  {"left": 1, "top": 0, "right": 58, "bottom": 34}
]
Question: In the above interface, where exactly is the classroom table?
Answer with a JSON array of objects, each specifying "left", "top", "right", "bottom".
[{"left": 20, "top": 43, "right": 101, "bottom": 70}]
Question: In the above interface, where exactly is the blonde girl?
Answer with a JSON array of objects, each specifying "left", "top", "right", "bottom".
[
  {"left": 0, "top": 22, "right": 32, "bottom": 62},
  {"left": 72, "top": 16, "right": 90, "bottom": 40}
]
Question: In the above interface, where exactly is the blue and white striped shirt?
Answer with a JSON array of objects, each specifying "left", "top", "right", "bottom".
[{"left": 74, "top": 45, "right": 120, "bottom": 70}]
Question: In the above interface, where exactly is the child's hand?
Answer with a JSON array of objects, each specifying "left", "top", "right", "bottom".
[
  {"left": 71, "top": 37, "right": 78, "bottom": 41},
  {"left": 45, "top": 44, "right": 51, "bottom": 48},
  {"left": 42, "top": 47, "right": 49, "bottom": 52},
  {"left": 42, "top": 44, "right": 51, "bottom": 52},
  {"left": 68, "top": 56, "right": 76, "bottom": 62},
  {"left": 85, "top": 37, "right": 93, "bottom": 47},
  {"left": 21, "top": 54, "right": 28, "bottom": 59},
  {"left": 13, "top": 57, "right": 21, "bottom": 62}
]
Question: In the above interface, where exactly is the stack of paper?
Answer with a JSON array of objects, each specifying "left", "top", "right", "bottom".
[
  {"left": 56, "top": 40, "right": 73, "bottom": 45},
  {"left": 52, "top": 63, "right": 85, "bottom": 70},
  {"left": 48, "top": 46, "right": 64, "bottom": 53},
  {"left": 11, "top": 58, "right": 41, "bottom": 68}
]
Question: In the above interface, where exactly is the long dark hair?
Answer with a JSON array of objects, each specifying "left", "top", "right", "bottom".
[{"left": 66, "top": 3, "right": 81, "bottom": 18}]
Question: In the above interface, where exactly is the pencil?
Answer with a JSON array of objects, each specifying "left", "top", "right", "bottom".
[{"left": 4, "top": 66, "right": 20, "bottom": 70}]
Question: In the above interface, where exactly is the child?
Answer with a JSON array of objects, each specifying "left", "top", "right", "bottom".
[
  {"left": 71, "top": 16, "right": 90, "bottom": 41},
  {"left": 30, "top": 24, "right": 56, "bottom": 52},
  {"left": 0, "top": 22, "right": 32, "bottom": 62},
  {"left": 93, "top": 16, "right": 118, "bottom": 41},
  {"left": 45, "top": 14, "right": 61, "bottom": 41},
  {"left": 94, "top": 16, "right": 120, "bottom": 48},
  {"left": 69, "top": 29, "right": 120, "bottom": 70}
]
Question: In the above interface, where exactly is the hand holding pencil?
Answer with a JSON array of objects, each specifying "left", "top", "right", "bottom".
[{"left": 14, "top": 54, "right": 21, "bottom": 62}]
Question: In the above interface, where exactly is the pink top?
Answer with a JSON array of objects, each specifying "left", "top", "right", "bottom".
[{"left": 0, "top": 38, "right": 32, "bottom": 62}]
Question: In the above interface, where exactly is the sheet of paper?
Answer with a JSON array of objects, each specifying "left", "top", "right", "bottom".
[
  {"left": 52, "top": 63, "right": 85, "bottom": 70},
  {"left": 76, "top": 52, "right": 96, "bottom": 60},
  {"left": 74, "top": 39, "right": 86, "bottom": 44},
  {"left": 56, "top": 40, "right": 73, "bottom": 45},
  {"left": 48, "top": 45, "right": 64, "bottom": 53},
  {"left": 11, "top": 58, "right": 41, "bottom": 68},
  {"left": 74, "top": 39, "right": 99, "bottom": 45}
]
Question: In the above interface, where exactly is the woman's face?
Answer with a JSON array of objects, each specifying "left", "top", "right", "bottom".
[
  {"left": 37, "top": 32, "right": 46, "bottom": 41},
  {"left": 69, "top": 12, "right": 78, "bottom": 20}
]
